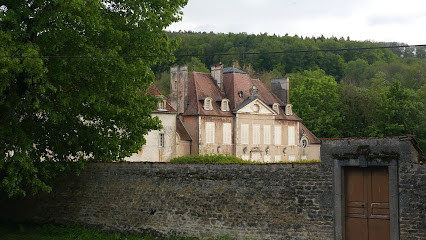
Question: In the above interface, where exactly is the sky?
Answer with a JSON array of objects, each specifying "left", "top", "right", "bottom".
[{"left": 167, "top": 0, "right": 426, "bottom": 45}]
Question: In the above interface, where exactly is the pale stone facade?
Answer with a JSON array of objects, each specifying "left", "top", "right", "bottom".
[
  {"left": 171, "top": 64, "right": 321, "bottom": 162},
  {"left": 126, "top": 112, "right": 177, "bottom": 162},
  {"left": 125, "top": 85, "right": 191, "bottom": 162}
]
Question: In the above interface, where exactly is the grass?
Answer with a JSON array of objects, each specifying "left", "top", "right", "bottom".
[{"left": 0, "top": 222, "right": 198, "bottom": 240}]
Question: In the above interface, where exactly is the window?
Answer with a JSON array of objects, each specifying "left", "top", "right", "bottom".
[
  {"left": 238, "top": 91, "right": 243, "bottom": 98},
  {"left": 221, "top": 99, "right": 229, "bottom": 112},
  {"left": 204, "top": 97, "right": 213, "bottom": 111},
  {"left": 158, "top": 99, "right": 166, "bottom": 110},
  {"left": 288, "top": 126, "right": 295, "bottom": 146},
  {"left": 206, "top": 122, "right": 215, "bottom": 144},
  {"left": 272, "top": 103, "right": 280, "bottom": 113},
  {"left": 274, "top": 155, "right": 281, "bottom": 162},
  {"left": 241, "top": 124, "right": 249, "bottom": 144},
  {"left": 159, "top": 133, "right": 164, "bottom": 147},
  {"left": 301, "top": 139, "right": 308, "bottom": 148},
  {"left": 252, "top": 125, "right": 260, "bottom": 145},
  {"left": 285, "top": 104, "right": 293, "bottom": 116},
  {"left": 223, "top": 123, "right": 232, "bottom": 145},
  {"left": 264, "top": 125, "right": 271, "bottom": 145},
  {"left": 274, "top": 126, "right": 282, "bottom": 145}
]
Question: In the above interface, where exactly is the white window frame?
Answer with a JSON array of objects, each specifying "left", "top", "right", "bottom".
[
  {"left": 206, "top": 122, "right": 215, "bottom": 144},
  {"left": 286, "top": 104, "right": 293, "bottom": 116},
  {"left": 264, "top": 125, "right": 271, "bottom": 145},
  {"left": 204, "top": 97, "right": 213, "bottom": 111},
  {"left": 223, "top": 123, "right": 232, "bottom": 145},
  {"left": 272, "top": 103, "right": 280, "bottom": 113},
  {"left": 241, "top": 124, "right": 249, "bottom": 144},
  {"left": 288, "top": 126, "right": 295, "bottom": 146},
  {"left": 252, "top": 124, "right": 260, "bottom": 145},
  {"left": 274, "top": 126, "right": 282, "bottom": 145},
  {"left": 221, "top": 99, "right": 229, "bottom": 112}
]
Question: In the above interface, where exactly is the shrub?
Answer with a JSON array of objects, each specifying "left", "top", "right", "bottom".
[
  {"left": 170, "top": 155, "right": 320, "bottom": 164},
  {"left": 170, "top": 154, "right": 254, "bottom": 164}
]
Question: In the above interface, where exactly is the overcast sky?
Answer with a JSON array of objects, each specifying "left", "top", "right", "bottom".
[{"left": 167, "top": 0, "right": 426, "bottom": 45}]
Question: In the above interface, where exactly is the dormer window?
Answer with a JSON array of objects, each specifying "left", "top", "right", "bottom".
[
  {"left": 221, "top": 99, "right": 230, "bottom": 111},
  {"left": 238, "top": 91, "right": 243, "bottom": 98},
  {"left": 285, "top": 104, "right": 293, "bottom": 116},
  {"left": 204, "top": 97, "right": 213, "bottom": 111},
  {"left": 157, "top": 98, "right": 166, "bottom": 110},
  {"left": 272, "top": 103, "right": 280, "bottom": 113}
]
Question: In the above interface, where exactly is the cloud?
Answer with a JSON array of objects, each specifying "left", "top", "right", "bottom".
[
  {"left": 167, "top": 0, "right": 426, "bottom": 44},
  {"left": 368, "top": 15, "right": 417, "bottom": 26}
]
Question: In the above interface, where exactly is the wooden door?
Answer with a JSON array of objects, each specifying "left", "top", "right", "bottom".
[{"left": 345, "top": 167, "right": 390, "bottom": 240}]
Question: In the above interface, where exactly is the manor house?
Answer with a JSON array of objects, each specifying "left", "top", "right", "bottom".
[{"left": 170, "top": 63, "right": 320, "bottom": 162}]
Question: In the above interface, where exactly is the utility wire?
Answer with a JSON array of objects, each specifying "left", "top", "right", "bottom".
[{"left": 1, "top": 44, "right": 426, "bottom": 59}]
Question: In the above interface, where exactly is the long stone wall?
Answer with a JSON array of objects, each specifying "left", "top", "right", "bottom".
[
  {"left": 1, "top": 137, "right": 424, "bottom": 239},
  {"left": 1, "top": 162, "right": 334, "bottom": 239}
]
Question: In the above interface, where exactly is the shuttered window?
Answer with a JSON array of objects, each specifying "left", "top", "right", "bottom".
[
  {"left": 288, "top": 126, "right": 295, "bottom": 146},
  {"left": 241, "top": 124, "right": 249, "bottom": 144},
  {"left": 206, "top": 122, "right": 215, "bottom": 144},
  {"left": 264, "top": 125, "right": 271, "bottom": 145},
  {"left": 253, "top": 125, "right": 260, "bottom": 145},
  {"left": 274, "top": 126, "right": 282, "bottom": 145},
  {"left": 223, "top": 123, "right": 232, "bottom": 145}
]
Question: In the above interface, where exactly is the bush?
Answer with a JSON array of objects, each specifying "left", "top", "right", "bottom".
[
  {"left": 170, "top": 155, "right": 320, "bottom": 164},
  {"left": 170, "top": 154, "right": 254, "bottom": 164}
]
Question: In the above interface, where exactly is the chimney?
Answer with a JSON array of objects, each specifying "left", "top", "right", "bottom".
[
  {"left": 170, "top": 65, "right": 188, "bottom": 114},
  {"left": 211, "top": 63, "right": 224, "bottom": 93},
  {"left": 271, "top": 77, "right": 290, "bottom": 105}
]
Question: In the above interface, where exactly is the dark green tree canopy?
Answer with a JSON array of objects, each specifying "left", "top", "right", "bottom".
[{"left": 0, "top": 0, "right": 187, "bottom": 197}]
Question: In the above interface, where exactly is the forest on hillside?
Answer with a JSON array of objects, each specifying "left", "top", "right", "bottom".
[{"left": 153, "top": 32, "right": 426, "bottom": 152}]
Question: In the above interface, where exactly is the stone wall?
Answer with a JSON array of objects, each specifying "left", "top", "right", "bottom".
[
  {"left": 1, "top": 137, "right": 424, "bottom": 240},
  {"left": 321, "top": 137, "right": 426, "bottom": 240},
  {"left": 398, "top": 146, "right": 426, "bottom": 240},
  {"left": 1, "top": 162, "right": 334, "bottom": 240}
]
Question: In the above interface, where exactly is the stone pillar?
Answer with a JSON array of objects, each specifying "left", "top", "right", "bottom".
[
  {"left": 211, "top": 63, "right": 224, "bottom": 93},
  {"left": 271, "top": 77, "right": 290, "bottom": 105},
  {"left": 170, "top": 65, "right": 188, "bottom": 114}
]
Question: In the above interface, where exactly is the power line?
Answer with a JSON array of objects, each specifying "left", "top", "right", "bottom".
[{"left": 1, "top": 44, "right": 426, "bottom": 59}]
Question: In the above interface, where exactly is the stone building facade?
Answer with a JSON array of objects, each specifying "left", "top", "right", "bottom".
[
  {"left": 125, "top": 85, "right": 191, "bottom": 162},
  {"left": 170, "top": 63, "right": 320, "bottom": 161}
]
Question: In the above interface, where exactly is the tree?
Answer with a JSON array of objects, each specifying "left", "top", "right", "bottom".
[
  {"left": 289, "top": 69, "right": 342, "bottom": 138},
  {"left": 0, "top": 0, "right": 187, "bottom": 197},
  {"left": 367, "top": 82, "right": 425, "bottom": 139}
]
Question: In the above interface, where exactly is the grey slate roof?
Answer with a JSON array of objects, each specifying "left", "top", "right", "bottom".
[{"left": 223, "top": 67, "right": 247, "bottom": 74}]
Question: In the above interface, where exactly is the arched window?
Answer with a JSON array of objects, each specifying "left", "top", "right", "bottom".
[
  {"left": 285, "top": 104, "right": 293, "bottom": 116},
  {"left": 204, "top": 97, "right": 213, "bottom": 110},
  {"left": 272, "top": 103, "right": 280, "bottom": 113},
  {"left": 221, "top": 99, "right": 230, "bottom": 111}
]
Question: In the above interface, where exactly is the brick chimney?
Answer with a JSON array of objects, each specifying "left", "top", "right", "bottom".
[
  {"left": 211, "top": 63, "right": 224, "bottom": 93},
  {"left": 170, "top": 65, "right": 188, "bottom": 114},
  {"left": 271, "top": 77, "right": 290, "bottom": 105}
]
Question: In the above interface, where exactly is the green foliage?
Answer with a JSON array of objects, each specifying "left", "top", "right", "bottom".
[
  {"left": 289, "top": 69, "right": 342, "bottom": 138},
  {"left": 170, "top": 155, "right": 320, "bottom": 164},
  {"left": 170, "top": 154, "right": 253, "bottom": 164},
  {"left": 367, "top": 82, "right": 425, "bottom": 138},
  {"left": 0, "top": 0, "right": 188, "bottom": 197},
  {"left": 163, "top": 32, "right": 397, "bottom": 80}
]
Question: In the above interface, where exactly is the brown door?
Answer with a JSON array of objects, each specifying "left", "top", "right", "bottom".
[{"left": 345, "top": 167, "right": 390, "bottom": 240}]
